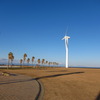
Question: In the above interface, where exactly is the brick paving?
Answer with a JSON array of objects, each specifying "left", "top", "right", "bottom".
[{"left": 0, "top": 72, "right": 39, "bottom": 100}]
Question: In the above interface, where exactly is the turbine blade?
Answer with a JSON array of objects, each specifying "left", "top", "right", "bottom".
[{"left": 62, "top": 37, "right": 65, "bottom": 40}]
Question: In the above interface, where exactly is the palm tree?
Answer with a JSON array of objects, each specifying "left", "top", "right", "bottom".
[
  {"left": 8, "top": 52, "right": 13, "bottom": 68},
  {"left": 48, "top": 62, "right": 51, "bottom": 67},
  {"left": 32, "top": 56, "right": 35, "bottom": 67},
  {"left": 48, "top": 62, "right": 53, "bottom": 67},
  {"left": 53, "top": 62, "right": 56, "bottom": 67},
  {"left": 50, "top": 62, "right": 53, "bottom": 67},
  {"left": 45, "top": 61, "right": 48, "bottom": 66},
  {"left": 11, "top": 55, "right": 14, "bottom": 68},
  {"left": 42, "top": 59, "right": 45, "bottom": 66},
  {"left": 20, "top": 59, "right": 23, "bottom": 67},
  {"left": 46, "top": 61, "right": 48, "bottom": 64},
  {"left": 8, "top": 53, "right": 10, "bottom": 68},
  {"left": 37, "top": 59, "right": 40, "bottom": 67},
  {"left": 53, "top": 62, "right": 59, "bottom": 67},
  {"left": 23, "top": 53, "right": 27, "bottom": 67},
  {"left": 56, "top": 63, "right": 59, "bottom": 67},
  {"left": 27, "top": 58, "right": 30, "bottom": 66}
]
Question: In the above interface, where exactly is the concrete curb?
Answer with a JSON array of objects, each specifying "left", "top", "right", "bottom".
[{"left": 35, "top": 80, "right": 44, "bottom": 100}]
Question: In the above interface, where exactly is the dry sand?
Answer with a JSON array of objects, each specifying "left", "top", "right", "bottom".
[{"left": 1, "top": 67, "right": 100, "bottom": 100}]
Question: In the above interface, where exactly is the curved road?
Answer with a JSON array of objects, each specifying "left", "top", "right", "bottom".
[{"left": 0, "top": 73, "right": 43, "bottom": 100}]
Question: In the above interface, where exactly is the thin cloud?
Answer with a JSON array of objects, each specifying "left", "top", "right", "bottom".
[{"left": 0, "top": 58, "right": 19, "bottom": 64}]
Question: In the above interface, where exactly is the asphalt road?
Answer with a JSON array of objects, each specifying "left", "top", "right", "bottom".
[{"left": 0, "top": 72, "right": 42, "bottom": 100}]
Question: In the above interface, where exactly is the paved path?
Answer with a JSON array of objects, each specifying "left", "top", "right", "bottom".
[{"left": 0, "top": 72, "right": 41, "bottom": 100}]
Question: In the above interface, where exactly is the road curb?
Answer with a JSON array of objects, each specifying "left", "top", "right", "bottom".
[{"left": 35, "top": 80, "right": 44, "bottom": 100}]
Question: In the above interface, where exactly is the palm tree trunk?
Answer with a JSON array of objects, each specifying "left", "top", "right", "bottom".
[
  {"left": 8, "top": 60, "right": 9, "bottom": 69},
  {"left": 20, "top": 63, "right": 21, "bottom": 68},
  {"left": 11, "top": 60, "right": 12, "bottom": 68},
  {"left": 23, "top": 61, "right": 24, "bottom": 68}
]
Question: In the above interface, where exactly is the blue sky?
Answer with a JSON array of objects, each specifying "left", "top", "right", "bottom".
[{"left": 0, "top": 0, "right": 100, "bottom": 67}]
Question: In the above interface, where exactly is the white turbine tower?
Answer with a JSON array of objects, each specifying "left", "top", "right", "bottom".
[{"left": 62, "top": 35, "right": 70, "bottom": 68}]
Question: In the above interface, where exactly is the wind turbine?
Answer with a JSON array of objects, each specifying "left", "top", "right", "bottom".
[{"left": 62, "top": 35, "right": 70, "bottom": 68}]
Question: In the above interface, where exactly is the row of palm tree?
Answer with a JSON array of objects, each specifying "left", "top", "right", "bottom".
[
  {"left": 19, "top": 53, "right": 35, "bottom": 67},
  {"left": 8, "top": 52, "right": 59, "bottom": 68}
]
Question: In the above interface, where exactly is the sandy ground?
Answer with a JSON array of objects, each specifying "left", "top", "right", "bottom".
[{"left": 1, "top": 67, "right": 100, "bottom": 100}]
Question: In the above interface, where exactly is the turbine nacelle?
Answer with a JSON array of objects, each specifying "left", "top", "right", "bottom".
[{"left": 62, "top": 36, "right": 70, "bottom": 40}]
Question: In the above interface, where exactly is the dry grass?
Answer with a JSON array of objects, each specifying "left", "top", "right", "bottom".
[{"left": 2, "top": 67, "right": 100, "bottom": 100}]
